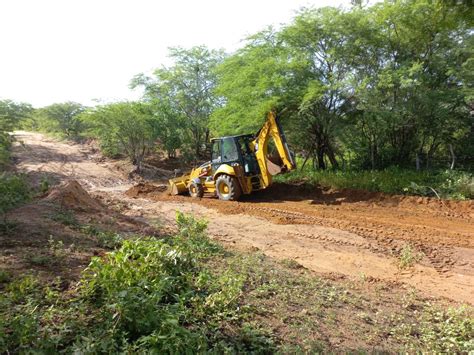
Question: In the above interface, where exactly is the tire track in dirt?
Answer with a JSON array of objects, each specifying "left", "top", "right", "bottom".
[
  {"left": 116, "top": 192, "right": 474, "bottom": 304},
  {"left": 241, "top": 205, "right": 459, "bottom": 273},
  {"left": 131, "top": 183, "right": 472, "bottom": 276}
]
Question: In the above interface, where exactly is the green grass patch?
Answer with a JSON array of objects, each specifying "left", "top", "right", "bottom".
[
  {"left": 275, "top": 166, "right": 473, "bottom": 199},
  {"left": 0, "top": 173, "right": 30, "bottom": 225}
]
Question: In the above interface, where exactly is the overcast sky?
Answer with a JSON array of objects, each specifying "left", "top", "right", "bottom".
[{"left": 0, "top": 0, "right": 348, "bottom": 108}]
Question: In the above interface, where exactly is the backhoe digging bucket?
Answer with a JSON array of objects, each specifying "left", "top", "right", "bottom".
[{"left": 169, "top": 175, "right": 189, "bottom": 195}]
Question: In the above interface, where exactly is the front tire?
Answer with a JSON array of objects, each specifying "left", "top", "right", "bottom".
[
  {"left": 189, "top": 181, "right": 204, "bottom": 198},
  {"left": 216, "top": 175, "right": 241, "bottom": 201}
]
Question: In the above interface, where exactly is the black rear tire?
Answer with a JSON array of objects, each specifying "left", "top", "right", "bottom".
[
  {"left": 216, "top": 175, "right": 241, "bottom": 201},
  {"left": 189, "top": 181, "right": 204, "bottom": 198}
]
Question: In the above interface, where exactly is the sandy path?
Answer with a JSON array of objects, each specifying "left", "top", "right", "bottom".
[{"left": 12, "top": 132, "right": 474, "bottom": 304}]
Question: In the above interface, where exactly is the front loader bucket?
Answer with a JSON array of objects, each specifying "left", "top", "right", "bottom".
[{"left": 169, "top": 175, "right": 189, "bottom": 195}]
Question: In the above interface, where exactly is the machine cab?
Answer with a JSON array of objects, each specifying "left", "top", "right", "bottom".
[{"left": 211, "top": 135, "right": 259, "bottom": 175}]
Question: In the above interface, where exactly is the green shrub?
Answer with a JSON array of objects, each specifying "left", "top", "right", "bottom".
[
  {"left": 0, "top": 174, "right": 30, "bottom": 223},
  {"left": 94, "top": 231, "right": 123, "bottom": 249},
  {"left": 0, "top": 132, "right": 11, "bottom": 167},
  {"left": 398, "top": 244, "right": 424, "bottom": 270},
  {"left": 0, "top": 269, "right": 11, "bottom": 283},
  {"left": 418, "top": 306, "right": 474, "bottom": 353},
  {"left": 393, "top": 304, "right": 474, "bottom": 353},
  {"left": 275, "top": 167, "right": 473, "bottom": 200},
  {"left": 51, "top": 209, "right": 78, "bottom": 227},
  {"left": 80, "top": 224, "right": 123, "bottom": 249},
  {"left": 173, "top": 210, "right": 223, "bottom": 258},
  {"left": 0, "top": 213, "right": 247, "bottom": 353}
]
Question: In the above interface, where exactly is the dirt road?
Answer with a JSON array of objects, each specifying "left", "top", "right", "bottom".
[
  {"left": 12, "top": 132, "right": 474, "bottom": 304},
  {"left": 13, "top": 131, "right": 128, "bottom": 189}
]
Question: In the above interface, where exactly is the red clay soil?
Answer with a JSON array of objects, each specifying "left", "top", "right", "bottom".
[
  {"left": 125, "top": 182, "right": 168, "bottom": 198},
  {"left": 45, "top": 180, "right": 104, "bottom": 211},
  {"left": 127, "top": 182, "right": 474, "bottom": 276}
]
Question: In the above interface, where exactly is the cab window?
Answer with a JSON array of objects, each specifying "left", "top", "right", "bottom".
[
  {"left": 211, "top": 141, "right": 221, "bottom": 163},
  {"left": 221, "top": 138, "right": 239, "bottom": 162}
]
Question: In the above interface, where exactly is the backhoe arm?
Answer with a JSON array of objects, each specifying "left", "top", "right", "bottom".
[{"left": 252, "top": 111, "right": 296, "bottom": 188}]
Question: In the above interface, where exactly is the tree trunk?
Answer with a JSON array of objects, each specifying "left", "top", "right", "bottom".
[
  {"left": 301, "top": 152, "right": 311, "bottom": 170},
  {"left": 449, "top": 144, "right": 455, "bottom": 170},
  {"left": 317, "top": 149, "right": 326, "bottom": 170},
  {"left": 326, "top": 146, "right": 339, "bottom": 169},
  {"left": 370, "top": 143, "right": 376, "bottom": 170}
]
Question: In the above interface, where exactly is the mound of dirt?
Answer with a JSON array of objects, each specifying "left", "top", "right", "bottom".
[
  {"left": 125, "top": 182, "right": 168, "bottom": 198},
  {"left": 45, "top": 180, "right": 104, "bottom": 211}
]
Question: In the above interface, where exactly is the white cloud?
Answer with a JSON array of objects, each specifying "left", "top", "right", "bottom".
[{"left": 0, "top": 0, "right": 348, "bottom": 107}]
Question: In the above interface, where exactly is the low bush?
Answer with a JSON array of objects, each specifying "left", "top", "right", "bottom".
[
  {"left": 0, "top": 213, "right": 250, "bottom": 353},
  {"left": 275, "top": 167, "right": 473, "bottom": 200},
  {"left": 398, "top": 244, "right": 424, "bottom": 270},
  {"left": 0, "top": 132, "right": 11, "bottom": 167},
  {"left": 0, "top": 174, "right": 30, "bottom": 223},
  {"left": 393, "top": 304, "right": 474, "bottom": 353}
]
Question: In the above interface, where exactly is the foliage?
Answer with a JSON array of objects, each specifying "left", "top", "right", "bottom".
[
  {"left": 0, "top": 269, "right": 11, "bottom": 283},
  {"left": 0, "top": 99, "right": 33, "bottom": 132},
  {"left": 0, "top": 213, "right": 248, "bottom": 353},
  {"left": 81, "top": 101, "right": 156, "bottom": 169},
  {"left": 393, "top": 304, "right": 474, "bottom": 353},
  {"left": 398, "top": 244, "right": 424, "bottom": 270},
  {"left": 276, "top": 166, "right": 473, "bottom": 199},
  {"left": 94, "top": 230, "right": 123, "bottom": 249},
  {"left": 132, "top": 46, "right": 225, "bottom": 159},
  {"left": 51, "top": 209, "right": 78, "bottom": 227},
  {"left": 212, "top": 1, "right": 472, "bottom": 171},
  {"left": 0, "top": 132, "right": 10, "bottom": 168},
  {"left": 34, "top": 102, "right": 86, "bottom": 139},
  {"left": 0, "top": 174, "right": 30, "bottom": 222},
  {"left": 417, "top": 306, "right": 474, "bottom": 353},
  {"left": 0, "top": 99, "right": 33, "bottom": 167}
]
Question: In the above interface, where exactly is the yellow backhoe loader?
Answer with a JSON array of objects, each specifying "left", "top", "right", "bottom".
[{"left": 169, "top": 111, "right": 296, "bottom": 201}]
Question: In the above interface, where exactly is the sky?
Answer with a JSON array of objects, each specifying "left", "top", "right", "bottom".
[{"left": 0, "top": 0, "right": 348, "bottom": 108}]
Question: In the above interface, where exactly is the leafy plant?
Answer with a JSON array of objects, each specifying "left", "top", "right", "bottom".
[
  {"left": 80, "top": 224, "right": 123, "bottom": 249},
  {"left": 27, "top": 255, "right": 51, "bottom": 266},
  {"left": 393, "top": 304, "right": 474, "bottom": 353},
  {"left": 0, "top": 174, "right": 30, "bottom": 224},
  {"left": 94, "top": 231, "right": 123, "bottom": 249},
  {"left": 0, "top": 269, "right": 11, "bottom": 283},
  {"left": 417, "top": 306, "right": 474, "bottom": 353},
  {"left": 39, "top": 177, "right": 51, "bottom": 194},
  {"left": 48, "top": 236, "right": 68, "bottom": 261},
  {"left": 51, "top": 209, "right": 78, "bottom": 227},
  {"left": 398, "top": 244, "right": 424, "bottom": 270}
]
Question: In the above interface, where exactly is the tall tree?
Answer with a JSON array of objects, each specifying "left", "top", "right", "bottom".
[
  {"left": 81, "top": 102, "right": 156, "bottom": 171},
  {"left": 0, "top": 99, "right": 33, "bottom": 132},
  {"left": 0, "top": 99, "right": 33, "bottom": 167},
  {"left": 132, "top": 46, "right": 225, "bottom": 158},
  {"left": 350, "top": 0, "right": 472, "bottom": 168},
  {"left": 212, "top": 1, "right": 473, "bottom": 170},
  {"left": 36, "top": 102, "right": 86, "bottom": 138}
]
